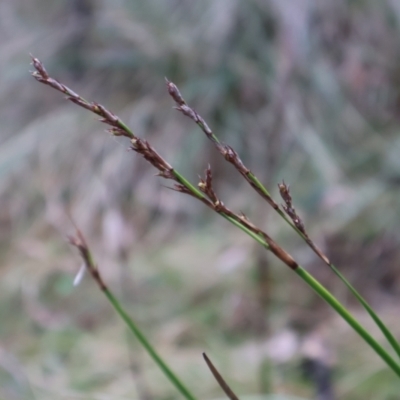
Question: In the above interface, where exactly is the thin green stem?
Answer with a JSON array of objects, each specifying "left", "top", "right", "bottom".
[
  {"left": 295, "top": 267, "right": 400, "bottom": 377},
  {"left": 163, "top": 146, "right": 400, "bottom": 377},
  {"left": 173, "top": 171, "right": 206, "bottom": 199},
  {"left": 181, "top": 193, "right": 400, "bottom": 376},
  {"left": 329, "top": 263, "right": 400, "bottom": 360},
  {"left": 172, "top": 170, "right": 271, "bottom": 249},
  {"left": 248, "top": 172, "right": 400, "bottom": 362},
  {"left": 117, "top": 120, "right": 135, "bottom": 139},
  {"left": 97, "top": 111, "right": 400, "bottom": 379},
  {"left": 198, "top": 125, "right": 400, "bottom": 361},
  {"left": 231, "top": 217, "right": 400, "bottom": 377},
  {"left": 181, "top": 194, "right": 400, "bottom": 376},
  {"left": 33, "top": 59, "right": 400, "bottom": 381},
  {"left": 70, "top": 231, "right": 198, "bottom": 400},
  {"left": 103, "top": 288, "right": 197, "bottom": 400}
]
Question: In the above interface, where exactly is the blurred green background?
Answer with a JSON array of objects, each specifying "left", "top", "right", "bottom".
[{"left": 2, "top": 0, "right": 400, "bottom": 399}]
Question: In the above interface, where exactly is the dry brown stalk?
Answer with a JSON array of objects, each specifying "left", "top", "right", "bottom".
[
  {"left": 278, "top": 181, "right": 330, "bottom": 265},
  {"left": 278, "top": 181, "right": 306, "bottom": 234},
  {"left": 68, "top": 229, "right": 107, "bottom": 291},
  {"left": 202, "top": 353, "right": 240, "bottom": 400}
]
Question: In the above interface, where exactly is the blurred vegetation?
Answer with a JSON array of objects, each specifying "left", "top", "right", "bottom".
[{"left": 2, "top": 0, "right": 400, "bottom": 399}]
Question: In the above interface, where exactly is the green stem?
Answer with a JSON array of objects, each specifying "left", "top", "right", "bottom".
[
  {"left": 203, "top": 122, "right": 400, "bottom": 358},
  {"left": 115, "top": 119, "right": 400, "bottom": 377},
  {"left": 240, "top": 161, "right": 400, "bottom": 361},
  {"left": 102, "top": 288, "right": 197, "bottom": 400},
  {"left": 329, "top": 263, "right": 400, "bottom": 360},
  {"left": 172, "top": 170, "right": 271, "bottom": 249},
  {"left": 245, "top": 177, "right": 400, "bottom": 363},
  {"left": 174, "top": 169, "right": 400, "bottom": 376},
  {"left": 174, "top": 182, "right": 400, "bottom": 377},
  {"left": 296, "top": 267, "right": 400, "bottom": 378}
]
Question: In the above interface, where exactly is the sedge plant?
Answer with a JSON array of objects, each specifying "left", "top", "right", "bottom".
[{"left": 31, "top": 56, "right": 400, "bottom": 399}]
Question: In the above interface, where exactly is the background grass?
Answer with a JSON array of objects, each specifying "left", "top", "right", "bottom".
[{"left": 2, "top": 0, "right": 400, "bottom": 399}]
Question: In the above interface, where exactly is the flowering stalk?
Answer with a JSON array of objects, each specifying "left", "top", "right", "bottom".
[
  {"left": 31, "top": 57, "right": 400, "bottom": 381},
  {"left": 166, "top": 79, "right": 400, "bottom": 361},
  {"left": 69, "top": 229, "right": 197, "bottom": 400}
]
